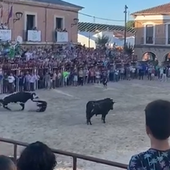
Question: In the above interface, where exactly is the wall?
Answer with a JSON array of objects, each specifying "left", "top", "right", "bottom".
[
  {"left": 135, "top": 47, "right": 170, "bottom": 63},
  {"left": 78, "top": 34, "right": 96, "bottom": 48},
  {"left": 2, "top": 2, "right": 79, "bottom": 42}
]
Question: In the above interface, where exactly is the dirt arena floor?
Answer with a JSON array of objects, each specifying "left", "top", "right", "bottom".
[{"left": 0, "top": 80, "right": 170, "bottom": 170}]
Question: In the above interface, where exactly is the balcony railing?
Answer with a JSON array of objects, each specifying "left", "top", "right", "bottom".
[
  {"left": 54, "top": 31, "right": 68, "bottom": 43},
  {"left": 0, "top": 137, "right": 127, "bottom": 170},
  {"left": 135, "top": 37, "right": 170, "bottom": 46},
  {"left": 23, "top": 30, "right": 41, "bottom": 42}
]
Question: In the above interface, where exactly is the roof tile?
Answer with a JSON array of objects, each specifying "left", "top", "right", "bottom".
[
  {"left": 131, "top": 3, "right": 170, "bottom": 15},
  {"left": 33, "top": 0, "right": 83, "bottom": 9}
]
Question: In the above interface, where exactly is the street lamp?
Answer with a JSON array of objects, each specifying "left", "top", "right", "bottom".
[
  {"left": 71, "top": 18, "right": 79, "bottom": 27},
  {"left": 13, "top": 12, "right": 23, "bottom": 23}
]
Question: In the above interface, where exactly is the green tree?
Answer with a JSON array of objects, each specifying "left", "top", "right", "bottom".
[
  {"left": 95, "top": 35, "right": 109, "bottom": 46},
  {"left": 126, "top": 20, "right": 135, "bottom": 28}
]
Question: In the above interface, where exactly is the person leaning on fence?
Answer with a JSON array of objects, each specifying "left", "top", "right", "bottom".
[
  {"left": 0, "top": 155, "right": 16, "bottom": 170},
  {"left": 17, "top": 141, "right": 56, "bottom": 170},
  {"left": 128, "top": 100, "right": 170, "bottom": 170}
]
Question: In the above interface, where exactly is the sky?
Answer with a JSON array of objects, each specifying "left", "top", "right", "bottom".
[{"left": 67, "top": 0, "right": 170, "bottom": 25}]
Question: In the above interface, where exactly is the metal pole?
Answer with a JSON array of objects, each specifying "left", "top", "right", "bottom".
[{"left": 124, "top": 5, "right": 128, "bottom": 50}]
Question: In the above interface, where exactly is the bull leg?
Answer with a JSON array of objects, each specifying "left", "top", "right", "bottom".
[
  {"left": 3, "top": 104, "right": 11, "bottom": 111},
  {"left": 87, "top": 119, "right": 92, "bottom": 125},
  {"left": 20, "top": 103, "right": 25, "bottom": 111},
  {"left": 86, "top": 114, "right": 93, "bottom": 125},
  {"left": 101, "top": 115, "right": 106, "bottom": 123}
]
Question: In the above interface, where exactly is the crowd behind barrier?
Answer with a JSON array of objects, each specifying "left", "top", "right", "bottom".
[
  {"left": 0, "top": 44, "right": 138, "bottom": 94},
  {"left": 1, "top": 43, "right": 170, "bottom": 94}
]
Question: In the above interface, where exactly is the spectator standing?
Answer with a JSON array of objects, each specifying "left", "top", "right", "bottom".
[
  {"left": 128, "top": 100, "right": 170, "bottom": 170},
  {"left": 25, "top": 72, "right": 31, "bottom": 91},
  {"left": 29, "top": 73, "right": 37, "bottom": 91},
  {"left": 7, "top": 73, "right": 15, "bottom": 93},
  {"left": 44, "top": 72, "right": 51, "bottom": 89},
  {"left": 17, "top": 141, "right": 56, "bottom": 170},
  {"left": 0, "top": 155, "right": 16, "bottom": 170}
]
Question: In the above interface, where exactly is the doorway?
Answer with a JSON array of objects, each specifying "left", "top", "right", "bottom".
[
  {"left": 55, "top": 17, "right": 63, "bottom": 29},
  {"left": 26, "top": 14, "right": 35, "bottom": 30}
]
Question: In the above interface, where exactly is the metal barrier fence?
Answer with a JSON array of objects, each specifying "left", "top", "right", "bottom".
[{"left": 0, "top": 137, "right": 128, "bottom": 170}]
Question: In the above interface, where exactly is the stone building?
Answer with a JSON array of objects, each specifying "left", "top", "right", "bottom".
[
  {"left": 0, "top": 0, "right": 83, "bottom": 44},
  {"left": 131, "top": 3, "right": 170, "bottom": 64}
]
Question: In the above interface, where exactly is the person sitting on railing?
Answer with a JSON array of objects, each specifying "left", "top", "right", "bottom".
[
  {"left": 0, "top": 155, "right": 16, "bottom": 170},
  {"left": 17, "top": 141, "right": 56, "bottom": 170},
  {"left": 128, "top": 100, "right": 170, "bottom": 170}
]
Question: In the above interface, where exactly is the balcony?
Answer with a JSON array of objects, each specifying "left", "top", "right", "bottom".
[
  {"left": 53, "top": 31, "right": 68, "bottom": 43},
  {"left": 0, "top": 29, "right": 11, "bottom": 41},
  {"left": 23, "top": 30, "right": 41, "bottom": 42},
  {"left": 135, "top": 37, "right": 170, "bottom": 48}
]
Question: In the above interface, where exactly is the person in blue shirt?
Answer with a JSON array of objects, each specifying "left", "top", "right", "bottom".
[{"left": 128, "top": 100, "right": 170, "bottom": 170}]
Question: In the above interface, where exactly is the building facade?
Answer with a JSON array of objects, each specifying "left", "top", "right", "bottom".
[
  {"left": 0, "top": 0, "right": 82, "bottom": 44},
  {"left": 132, "top": 3, "right": 170, "bottom": 64}
]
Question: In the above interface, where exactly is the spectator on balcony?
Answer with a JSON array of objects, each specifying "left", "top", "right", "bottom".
[
  {"left": 3, "top": 23, "right": 8, "bottom": 29},
  {"left": 32, "top": 27, "right": 38, "bottom": 31},
  {"left": 128, "top": 100, "right": 170, "bottom": 170},
  {"left": 63, "top": 28, "right": 67, "bottom": 32},
  {"left": 0, "top": 155, "right": 16, "bottom": 170},
  {"left": 17, "top": 141, "right": 56, "bottom": 170},
  {"left": 0, "top": 23, "right": 8, "bottom": 29}
]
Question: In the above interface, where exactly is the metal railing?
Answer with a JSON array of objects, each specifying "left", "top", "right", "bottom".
[{"left": 0, "top": 137, "right": 127, "bottom": 170}]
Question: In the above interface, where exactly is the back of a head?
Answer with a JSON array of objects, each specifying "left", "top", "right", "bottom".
[
  {"left": 145, "top": 99, "right": 170, "bottom": 140},
  {"left": 17, "top": 141, "right": 56, "bottom": 170},
  {"left": 0, "top": 155, "right": 16, "bottom": 170}
]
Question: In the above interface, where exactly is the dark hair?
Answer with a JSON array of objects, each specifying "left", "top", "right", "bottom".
[
  {"left": 17, "top": 141, "right": 56, "bottom": 170},
  {"left": 145, "top": 100, "right": 170, "bottom": 140},
  {"left": 0, "top": 155, "right": 15, "bottom": 170}
]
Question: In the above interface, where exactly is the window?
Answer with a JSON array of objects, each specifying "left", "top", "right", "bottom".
[
  {"left": 167, "top": 24, "right": 170, "bottom": 44},
  {"left": 26, "top": 15, "right": 35, "bottom": 30},
  {"left": 55, "top": 17, "right": 63, "bottom": 29},
  {"left": 145, "top": 24, "right": 154, "bottom": 44}
]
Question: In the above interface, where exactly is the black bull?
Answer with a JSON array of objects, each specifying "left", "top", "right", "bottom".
[
  {"left": 86, "top": 98, "right": 115, "bottom": 125},
  {"left": 0, "top": 92, "right": 38, "bottom": 111}
]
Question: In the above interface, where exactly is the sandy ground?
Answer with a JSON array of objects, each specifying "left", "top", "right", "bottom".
[{"left": 0, "top": 79, "right": 170, "bottom": 170}]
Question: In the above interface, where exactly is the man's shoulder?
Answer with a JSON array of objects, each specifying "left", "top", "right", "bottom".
[{"left": 128, "top": 150, "right": 152, "bottom": 169}]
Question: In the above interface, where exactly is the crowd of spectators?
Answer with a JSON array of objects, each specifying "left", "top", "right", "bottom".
[
  {"left": 0, "top": 44, "right": 137, "bottom": 93},
  {"left": 1, "top": 43, "right": 170, "bottom": 94}
]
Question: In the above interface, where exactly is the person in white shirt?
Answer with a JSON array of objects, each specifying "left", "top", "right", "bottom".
[
  {"left": 29, "top": 73, "right": 38, "bottom": 91},
  {"left": 8, "top": 73, "right": 15, "bottom": 93}
]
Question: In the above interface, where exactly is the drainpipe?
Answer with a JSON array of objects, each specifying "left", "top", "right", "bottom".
[{"left": 45, "top": 7, "right": 47, "bottom": 44}]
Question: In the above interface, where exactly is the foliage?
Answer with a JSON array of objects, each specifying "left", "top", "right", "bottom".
[
  {"left": 126, "top": 20, "right": 135, "bottom": 28},
  {"left": 95, "top": 35, "right": 109, "bottom": 46}
]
